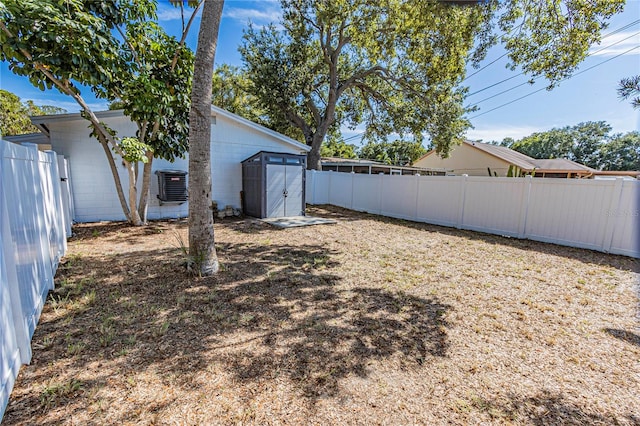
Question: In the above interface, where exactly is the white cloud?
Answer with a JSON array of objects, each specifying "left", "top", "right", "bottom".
[
  {"left": 156, "top": 3, "right": 202, "bottom": 22},
  {"left": 224, "top": 6, "right": 281, "bottom": 25},
  {"left": 465, "top": 124, "right": 543, "bottom": 142},
  {"left": 589, "top": 31, "right": 640, "bottom": 57}
]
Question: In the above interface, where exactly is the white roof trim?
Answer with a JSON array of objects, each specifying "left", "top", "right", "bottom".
[
  {"left": 210, "top": 105, "right": 310, "bottom": 152},
  {"left": 30, "top": 109, "right": 124, "bottom": 125},
  {"left": 30, "top": 106, "right": 311, "bottom": 153}
]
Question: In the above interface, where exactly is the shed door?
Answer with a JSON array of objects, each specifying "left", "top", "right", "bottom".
[
  {"left": 266, "top": 164, "right": 303, "bottom": 218},
  {"left": 285, "top": 165, "right": 303, "bottom": 216},
  {"left": 266, "top": 165, "right": 286, "bottom": 218}
]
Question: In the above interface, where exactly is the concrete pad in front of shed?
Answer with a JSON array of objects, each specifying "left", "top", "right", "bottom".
[{"left": 260, "top": 216, "right": 337, "bottom": 228}]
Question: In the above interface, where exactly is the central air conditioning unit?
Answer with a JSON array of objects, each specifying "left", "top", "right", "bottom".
[{"left": 156, "top": 170, "right": 188, "bottom": 205}]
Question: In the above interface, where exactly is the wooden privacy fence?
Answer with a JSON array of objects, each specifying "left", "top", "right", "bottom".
[
  {"left": 1, "top": 140, "right": 70, "bottom": 420},
  {"left": 306, "top": 171, "right": 639, "bottom": 258}
]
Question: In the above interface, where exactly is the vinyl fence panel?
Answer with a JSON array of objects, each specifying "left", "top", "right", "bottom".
[
  {"left": 352, "top": 174, "right": 383, "bottom": 214},
  {"left": 380, "top": 175, "right": 419, "bottom": 220},
  {"left": 415, "top": 176, "right": 464, "bottom": 228},
  {"left": 461, "top": 177, "right": 528, "bottom": 237},
  {"left": 1, "top": 140, "right": 67, "bottom": 420},
  {"left": 607, "top": 180, "right": 639, "bottom": 257},
  {"left": 306, "top": 171, "right": 639, "bottom": 258}
]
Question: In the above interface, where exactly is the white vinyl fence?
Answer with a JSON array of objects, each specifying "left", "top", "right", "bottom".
[
  {"left": 306, "top": 171, "right": 639, "bottom": 258},
  {"left": 1, "top": 140, "right": 70, "bottom": 420}
]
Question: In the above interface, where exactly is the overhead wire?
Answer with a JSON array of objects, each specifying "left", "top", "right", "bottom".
[
  {"left": 468, "top": 29, "right": 640, "bottom": 105},
  {"left": 468, "top": 44, "right": 640, "bottom": 119},
  {"left": 339, "top": 20, "right": 640, "bottom": 140},
  {"left": 465, "top": 19, "right": 640, "bottom": 96}
]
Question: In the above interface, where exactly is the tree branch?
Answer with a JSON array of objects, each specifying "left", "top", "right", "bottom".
[{"left": 171, "top": 0, "right": 204, "bottom": 71}]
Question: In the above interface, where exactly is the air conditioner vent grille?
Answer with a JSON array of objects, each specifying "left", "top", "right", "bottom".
[{"left": 156, "top": 170, "right": 187, "bottom": 204}]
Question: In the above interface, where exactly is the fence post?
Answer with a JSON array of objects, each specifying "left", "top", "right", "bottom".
[
  {"left": 307, "top": 169, "right": 314, "bottom": 205},
  {"left": 414, "top": 174, "right": 420, "bottom": 221},
  {"left": 601, "top": 178, "right": 624, "bottom": 253},
  {"left": 378, "top": 172, "right": 384, "bottom": 215},
  {"left": 518, "top": 175, "right": 532, "bottom": 238},
  {"left": 456, "top": 175, "right": 468, "bottom": 229},
  {"left": 350, "top": 172, "right": 355, "bottom": 210}
]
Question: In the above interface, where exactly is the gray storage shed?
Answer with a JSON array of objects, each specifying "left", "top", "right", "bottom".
[{"left": 242, "top": 151, "right": 306, "bottom": 218}]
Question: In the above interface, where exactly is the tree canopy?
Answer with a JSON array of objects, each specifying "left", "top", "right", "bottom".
[
  {"left": 320, "top": 138, "right": 357, "bottom": 159},
  {"left": 239, "top": 0, "right": 624, "bottom": 169},
  {"left": 0, "top": 89, "right": 65, "bottom": 136},
  {"left": 510, "top": 121, "right": 611, "bottom": 169},
  {"left": 619, "top": 75, "right": 640, "bottom": 109},
  {"left": 495, "top": 122, "right": 640, "bottom": 171},
  {"left": 1, "top": 0, "right": 200, "bottom": 224},
  {"left": 359, "top": 140, "right": 427, "bottom": 166}
]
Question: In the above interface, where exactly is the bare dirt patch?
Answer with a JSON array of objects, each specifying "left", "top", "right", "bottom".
[{"left": 4, "top": 205, "right": 639, "bottom": 425}]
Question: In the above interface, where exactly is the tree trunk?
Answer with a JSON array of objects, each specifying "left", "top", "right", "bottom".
[
  {"left": 97, "top": 136, "right": 132, "bottom": 222},
  {"left": 138, "top": 152, "right": 154, "bottom": 222},
  {"left": 307, "top": 144, "right": 322, "bottom": 170},
  {"left": 307, "top": 130, "right": 329, "bottom": 170},
  {"left": 188, "top": 0, "right": 224, "bottom": 276},
  {"left": 126, "top": 162, "right": 143, "bottom": 226}
]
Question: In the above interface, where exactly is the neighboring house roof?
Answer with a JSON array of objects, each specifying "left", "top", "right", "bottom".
[
  {"left": 529, "top": 158, "right": 595, "bottom": 173},
  {"left": 322, "top": 157, "right": 387, "bottom": 166},
  {"left": 31, "top": 106, "right": 311, "bottom": 153},
  {"left": 465, "top": 141, "right": 539, "bottom": 171},
  {"left": 321, "top": 157, "right": 450, "bottom": 175},
  {"left": 414, "top": 140, "right": 599, "bottom": 175}
]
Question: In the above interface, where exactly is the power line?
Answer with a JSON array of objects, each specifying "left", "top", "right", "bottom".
[
  {"left": 463, "top": 54, "right": 508, "bottom": 82},
  {"left": 468, "top": 44, "right": 640, "bottom": 120},
  {"left": 465, "top": 20, "right": 640, "bottom": 96},
  {"left": 340, "top": 21, "right": 640, "bottom": 140},
  {"left": 468, "top": 29, "right": 640, "bottom": 105}
]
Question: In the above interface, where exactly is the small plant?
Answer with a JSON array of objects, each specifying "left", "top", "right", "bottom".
[
  {"left": 40, "top": 379, "right": 84, "bottom": 408},
  {"left": 152, "top": 321, "right": 170, "bottom": 338},
  {"left": 41, "top": 336, "right": 54, "bottom": 349},
  {"left": 174, "top": 232, "right": 208, "bottom": 276},
  {"left": 98, "top": 323, "right": 116, "bottom": 348},
  {"left": 67, "top": 341, "right": 86, "bottom": 356}
]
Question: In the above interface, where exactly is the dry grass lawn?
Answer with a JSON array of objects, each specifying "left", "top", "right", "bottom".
[{"left": 3, "top": 205, "right": 639, "bottom": 425}]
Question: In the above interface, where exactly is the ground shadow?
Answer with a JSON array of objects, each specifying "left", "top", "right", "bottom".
[
  {"left": 472, "top": 390, "right": 633, "bottom": 425},
  {"left": 604, "top": 328, "right": 640, "bottom": 347},
  {"left": 308, "top": 205, "right": 640, "bottom": 274},
  {"left": 3, "top": 237, "right": 450, "bottom": 424}
]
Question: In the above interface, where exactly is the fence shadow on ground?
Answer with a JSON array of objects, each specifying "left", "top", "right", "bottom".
[
  {"left": 471, "top": 390, "right": 619, "bottom": 425},
  {"left": 3, "top": 239, "right": 450, "bottom": 424},
  {"left": 307, "top": 205, "right": 640, "bottom": 274},
  {"left": 603, "top": 328, "right": 640, "bottom": 348}
]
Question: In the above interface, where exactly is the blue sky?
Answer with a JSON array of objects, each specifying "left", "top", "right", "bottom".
[{"left": 1, "top": 0, "right": 638, "bottom": 144}]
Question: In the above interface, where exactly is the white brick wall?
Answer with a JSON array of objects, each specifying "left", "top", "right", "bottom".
[{"left": 48, "top": 111, "right": 307, "bottom": 222}]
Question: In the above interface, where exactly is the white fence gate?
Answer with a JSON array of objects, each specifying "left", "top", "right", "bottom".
[
  {"left": 306, "top": 171, "right": 639, "bottom": 258},
  {"left": 1, "top": 140, "right": 70, "bottom": 420}
]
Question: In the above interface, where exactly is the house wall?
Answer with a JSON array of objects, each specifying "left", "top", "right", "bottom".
[
  {"left": 414, "top": 143, "right": 511, "bottom": 176},
  {"left": 210, "top": 116, "right": 306, "bottom": 211},
  {"left": 49, "top": 112, "right": 306, "bottom": 222}
]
